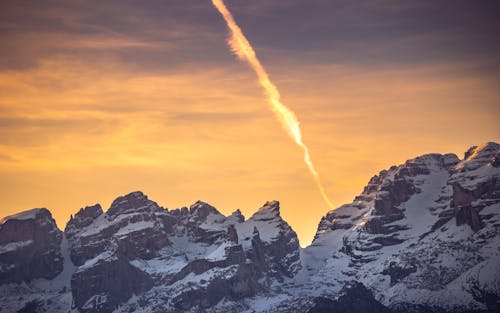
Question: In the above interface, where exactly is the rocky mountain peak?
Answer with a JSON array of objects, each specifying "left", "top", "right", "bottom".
[
  {"left": 65, "top": 204, "right": 103, "bottom": 237},
  {"left": 0, "top": 208, "right": 63, "bottom": 284},
  {"left": 465, "top": 142, "right": 498, "bottom": 159},
  {"left": 189, "top": 200, "right": 221, "bottom": 221},
  {"left": 107, "top": 191, "right": 162, "bottom": 217},
  {"left": 261, "top": 200, "right": 280, "bottom": 211},
  {"left": 307, "top": 142, "right": 500, "bottom": 313},
  {"left": 74, "top": 204, "right": 103, "bottom": 219},
  {"left": 396, "top": 153, "right": 459, "bottom": 179},
  {"left": 227, "top": 224, "right": 239, "bottom": 243},
  {"left": 0, "top": 208, "right": 57, "bottom": 243},
  {"left": 252, "top": 200, "right": 280, "bottom": 221},
  {"left": 457, "top": 142, "right": 499, "bottom": 171},
  {"left": 0, "top": 207, "right": 52, "bottom": 225},
  {"left": 230, "top": 209, "right": 245, "bottom": 222},
  {"left": 252, "top": 225, "right": 260, "bottom": 237},
  {"left": 1, "top": 142, "right": 498, "bottom": 313}
]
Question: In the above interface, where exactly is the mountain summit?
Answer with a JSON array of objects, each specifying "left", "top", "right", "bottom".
[{"left": 1, "top": 143, "right": 499, "bottom": 313}]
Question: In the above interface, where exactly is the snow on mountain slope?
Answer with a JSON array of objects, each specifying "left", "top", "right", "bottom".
[
  {"left": 0, "top": 191, "right": 301, "bottom": 313},
  {"left": 0, "top": 142, "right": 498, "bottom": 313},
  {"left": 111, "top": 199, "right": 301, "bottom": 313},
  {"left": 0, "top": 212, "right": 73, "bottom": 313},
  {"left": 0, "top": 208, "right": 47, "bottom": 223},
  {"left": 0, "top": 208, "right": 63, "bottom": 284},
  {"left": 298, "top": 142, "right": 500, "bottom": 312}
]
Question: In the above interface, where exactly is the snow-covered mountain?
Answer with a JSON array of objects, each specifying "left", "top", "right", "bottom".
[
  {"left": 0, "top": 142, "right": 499, "bottom": 313},
  {"left": 300, "top": 142, "right": 500, "bottom": 312}
]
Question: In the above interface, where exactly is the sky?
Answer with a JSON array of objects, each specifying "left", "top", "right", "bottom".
[{"left": 0, "top": 0, "right": 499, "bottom": 246}]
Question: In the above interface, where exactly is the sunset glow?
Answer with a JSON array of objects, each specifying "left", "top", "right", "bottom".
[
  {"left": 0, "top": 0, "right": 499, "bottom": 245},
  {"left": 211, "top": 0, "right": 334, "bottom": 209}
]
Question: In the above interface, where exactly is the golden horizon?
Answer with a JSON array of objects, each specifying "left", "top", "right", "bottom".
[{"left": 0, "top": 1, "right": 499, "bottom": 246}]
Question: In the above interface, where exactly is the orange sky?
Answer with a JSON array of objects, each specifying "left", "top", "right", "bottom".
[{"left": 1, "top": 0, "right": 499, "bottom": 246}]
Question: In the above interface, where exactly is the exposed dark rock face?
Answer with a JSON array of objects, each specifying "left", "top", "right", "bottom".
[
  {"left": 227, "top": 224, "right": 239, "bottom": 243},
  {"left": 65, "top": 204, "right": 103, "bottom": 238},
  {"left": 366, "top": 154, "right": 457, "bottom": 238},
  {"left": 468, "top": 281, "right": 500, "bottom": 313},
  {"left": 0, "top": 143, "right": 498, "bottom": 313},
  {"left": 170, "top": 244, "right": 245, "bottom": 285},
  {"left": 71, "top": 256, "right": 153, "bottom": 313},
  {"left": 248, "top": 201, "right": 302, "bottom": 280},
  {"left": 230, "top": 209, "right": 245, "bottom": 223},
  {"left": 390, "top": 302, "right": 494, "bottom": 313},
  {"left": 116, "top": 225, "right": 169, "bottom": 260},
  {"left": 66, "top": 191, "right": 170, "bottom": 266},
  {"left": 307, "top": 282, "right": 392, "bottom": 313},
  {"left": 248, "top": 226, "right": 266, "bottom": 274},
  {"left": 159, "top": 200, "right": 301, "bottom": 311},
  {"left": 373, "top": 176, "right": 414, "bottom": 216},
  {"left": 451, "top": 179, "right": 498, "bottom": 231},
  {"left": 171, "top": 264, "right": 258, "bottom": 310},
  {"left": 382, "top": 261, "right": 418, "bottom": 286},
  {"left": 178, "top": 200, "right": 228, "bottom": 245},
  {"left": 308, "top": 142, "right": 500, "bottom": 313},
  {"left": 106, "top": 191, "right": 161, "bottom": 218},
  {"left": 64, "top": 192, "right": 172, "bottom": 313},
  {"left": 16, "top": 299, "right": 44, "bottom": 313},
  {"left": 37, "top": 194, "right": 300, "bottom": 312},
  {"left": 189, "top": 200, "right": 221, "bottom": 222},
  {"left": 0, "top": 208, "right": 63, "bottom": 284}
]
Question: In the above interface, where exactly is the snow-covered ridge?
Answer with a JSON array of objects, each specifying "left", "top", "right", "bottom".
[
  {"left": 0, "top": 208, "right": 48, "bottom": 224},
  {"left": 303, "top": 141, "right": 500, "bottom": 312},
  {"left": 0, "top": 142, "right": 498, "bottom": 313},
  {"left": 0, "top": 191, "right": 302, "bottom": 313},
  {"left": 0, "top": 240, "right": 33, "bottom": 254}
]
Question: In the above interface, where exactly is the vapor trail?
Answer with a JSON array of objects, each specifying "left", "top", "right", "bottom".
[{"left": 211, "top": 0, "right": 334, "bottom": 209}]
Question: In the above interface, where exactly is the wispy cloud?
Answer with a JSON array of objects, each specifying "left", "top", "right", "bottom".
[{"left": 0, "top": 0, "right": 498, "bottom": 245}]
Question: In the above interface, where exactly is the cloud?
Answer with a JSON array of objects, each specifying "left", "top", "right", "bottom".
[
  {"left": 0, "top": 0, "right": 226, "bottom": 70},
  {"left": 169, "top": 111, "right": 262, "bottom": 123},
  {"left": 0, "top": 152, "right": 16, "bottom": 162},
  {"left": 223, "top": 0, "right": 500, "bottom": 71},
  {"left": 2, "top": 0, "right": 499, "bottom": 74},
  {"left": 0, "top": 0, "right": 499, "bottom": 245},
  {"left": 0, "top": 116, "right": 105, "bottom": 128}
]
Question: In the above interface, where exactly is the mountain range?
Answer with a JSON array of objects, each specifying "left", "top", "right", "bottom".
[{"left": 1, "top": 142, "right": 499, "bottom": 313}]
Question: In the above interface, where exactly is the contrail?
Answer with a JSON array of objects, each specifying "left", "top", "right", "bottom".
[{"left": 211, "top": 0, "right": 334, "bottom": 209}]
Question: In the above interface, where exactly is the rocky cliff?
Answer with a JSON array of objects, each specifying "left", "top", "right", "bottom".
[
  {"left": 302, "top": 142, "right": 500, "bottom": 313},
  {"left": 0, "top": 208, "right": 63, "bottom": 284},
  {"left": 0, "top": 142, "right": 498, "bottom": 313}
]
